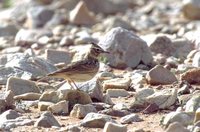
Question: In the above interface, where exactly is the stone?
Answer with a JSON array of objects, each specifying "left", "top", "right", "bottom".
[
  {"left": 38, "top": 101, "right": 54, "bottom": 111},
  {"left": 135, "top": 88, "right": 155, "bottom": 100},
  {"left": 74, "top": 78, "right": 104, "bottom": 102},
  {"left": 26, "top": 6, "right": 54, "bottom": 28},
  {"left": 2, "top": 53, "right": 57, "bottom": 80},
  {"left": 98, "top": 27, "right": 153, "bottom": 68},
  {"left": 120, "top": 113, "right": 143, "bottom": 124},
  {"left": 39, "top": 91, "right": 60, "bottom": 103},
  {"left": 59, "top": 89, "right": 92, "bottom": 110},
  {"left": 192, "top": 51, "right": 200, "bottom": 67},
  {"left": 6, "top": 77, "right": 40, "bottom": 96},
  {"left": 0, "top": 90, "right": 14, "bottom": 108},
  {"left": 181, "top": 68, "right": 200, "bottom": 84},
  {"left": 113, "top": 103, "right": 128, "bottom": 111},
  {"left": 103, "top": 122, "right": 127, "bottom": 132},
  {"left": 146, "top": 65, "right": 177, "bottom": 85},
  {"left": 70, "top": 104, "right": 97, "bottom": 119},
  {"left": 69, "top": 1, "right": 96, "bottom": 25},
  {"left": 15, "top": 29, "right": 52, "bottom": 46},
  {"left": 48, "top": 100, "right": 69, "bottom": 115},
  {"left": 103, "top": 77, "right": 131, "bottom": 91},
  {"left": 99, "top": 109, "right": 130, "bottom": 117},
  {"left": 59, "top": 36, "right": 74, "bottom": 46},
  {"left": 34, "top": 111, "right": 61, "bottom": 128},
  {"left": 146, "top": 88, "right": 177, "bottom": 109},
  {"left": 103, "top": 94, "right": 114, "bottom": 105},
  {"left": 14, "top": 93, "right": 41, "bottom": 100},
  {"left": 45, "top": 49, "right": 72, "bottom": 65},
  {"left": 60, "top": 125, "right": 81, "bottom": 132},
  {"left": 165, "top": 122, "right": 190, "bottom": 132},
  {"left": 185, "top": 94, "right": 200, "bottom": 112},
  {"left": 162, "top": 111, "right": 194, "bottom": 127},
  {"left": 81, "top": 112, "right": 114, "bottom": 128},
  {"left": 91, "top": 103, "right": 112, "bottom": 111},
  {"left": 0, "top": 110, "right": 21, "bottom": 120},
  {"left": 182, "top": 0, "right": 200, "bottom": 20},
  {"left": 106, "top": 89, "right": 130, "bottom": 98},
  {"left": 0, "top": 22, "right": 18, "bottom": 37}
]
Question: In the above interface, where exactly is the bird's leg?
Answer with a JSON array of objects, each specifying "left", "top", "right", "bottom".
[
  {"left": 70, "top": 79, "right": 80, "bottom": 91},
  {"left": 68, "top": 80, "right": 76, "bottom": 90}
]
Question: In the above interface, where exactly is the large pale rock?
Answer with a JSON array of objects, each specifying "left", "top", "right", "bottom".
[
  {"left": 106, "top": 89, "right": 129, "bottom": 98},
  {"left": 14, "top": 93, "right": 41, "bottom": 100},
  {"left": 192, "top": 51, "right": 200, "bottom": 67},
  {"left": 26, "top": 6, "right": 54, "bottom": 28},
  {"left": 81, "top": 112, "right": 114, "bottom": 128},
  {"left": 165, "top": 122, "right": 190, "bottom": 132},
  {"left": 34, "top": 111, "right": 61, "bottom": 128},
  {"left": 6, "top": 77, "right": 39, "bottom": 96},
  {"left": 162, "top": 111, "right": 194, "bottom": 127},
  {"left": 39, "top": 91, "right": 60, "bottom": 103},
  {"left": 69, "top": 1, "right": 96, "bottom": 25},
  {"left": 181, "top": 68, "right": 200, "bottom": 84},
  {"left": 146, "top": 65, "right": 177, "bottom": 85},
  {"left": 182, "top": 0, "right": 200, "bottom": 20},
  {"left": 99, "top": 27, "right": 153, "bottom": 68},
  {"left": 70, "top": 104, "right": 97, "bottom": 119},
  {"left": 45, "top": 49, "right": 72, "bottom": 65},
  {"left": 146, "top": 88, "right": 177, "bottom": 109},
  {"left": 48, "top": 100, "right": 69, "bottom": 115},
  {"left": 15, "top": 29, "right": 52, "bottom": 46},
  {"left": 103, "top": 77, "right": 131, "bottom": 91},
  {"left": 185, "top": 94, "right": 200, "bottom": 112},
  {"left": 38, "top": 101, "right": 54, "bottom": 111},
  {"left": 103, "top": 122, "right": 127, "bottom": 132},
  {"left": 120, "top": 113, "right": 143, "bottom": 124}
]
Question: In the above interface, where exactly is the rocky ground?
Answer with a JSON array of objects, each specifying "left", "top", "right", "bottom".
[{"left": 1, "top": 0, "right": 200, "bottom": 131}]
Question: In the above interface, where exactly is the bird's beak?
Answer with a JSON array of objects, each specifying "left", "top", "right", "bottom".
[{"left": 103, "top": 50, "right": 110, "bottom": 54}]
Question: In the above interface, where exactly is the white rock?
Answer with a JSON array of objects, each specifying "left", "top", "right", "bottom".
[
  {"left": 103, "top": 122, "right": 127, "bottom": 132},
  {"left": 48, "top": 100, "right": 69, "bottom": 115},
  {"left": 99, "top": 27, "right": 153, "bottom": 68},
  {"left": 70, "top": 104, "right": 97, "bottom": 119},
  {"left": 120, "top": 113, "right": 143, "bottom": 124},
  {"left": 106, "top": 89, "right": 129, "bottom": 98}
]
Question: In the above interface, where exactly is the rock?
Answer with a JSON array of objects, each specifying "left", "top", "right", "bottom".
[
  {"left": 0, "top": 22, "right": 18, "bottom": 37},
  {"left": 34, "top": 111, "right": 61, "bottom": 128},
  {"left": 2, "top": 53, "right": 57, "bottom": 79},
  {"left": 103, "top": 122, "right": 127, "bottom": 132},
  {"left": 38, "top": 101, "right": 54, "bottom": 111},
  {"left": 6, "top": 77, "right": 40, "bottom": 96},
  {"left": 39, "top": 91, "right": 60, "bottom": 103},
  {"left": 74, "top": 78, "right": 104, "bottom": 102},
  {"left": 59, "top": 89, "right": 92, "bottom": 108},
  {"left": 182, "top": 0, "right": 200, "bottom": 20},
  {"left": 48, "top": 100, "right": 69, "bottom": 115},
  {"left": 146, "top": 35, "right": 175, "bottom": 57},
  {"left": 135, "top": 88, "right": 155, "bottom": 99},
  {"left": 113, "top": 103, "right": 128, "bottom": 111},
  {"left": 103, "top": 94, "right": 114, "bottom": 105},
  {"left": 59, "top": 36, "right": 74, "bottom": 46},
  {"left": 15, "top": 29, "right": 52, "bottom": 46},
  {"left": 185, "top": 94, "right": 200, "bottom": 112},
  {"left": 162, "top": 111, "right": 194, "bottom": 127},
  {"left": 192, "top": 51, "right": 200, "bottom": 67},
  {"left": 45, "top": 49, "right": 72, "bottom": 65},
  {"left": 120, "top": 113, "right": 143, "bottom": 124},
  {"left": 99, "top": 27, "right": 153, "bottom": 68},
  {"left": 0, "top": 90, "right": 14, "bottom": 108},
  {"left": 181, "top": 68, "right": 200, "bottom": 84},
  {"left": 70, "top": 104, "right": 97, "bottom": 119},
  {"left": 146, "top": 88, "right": 177, "bottom": 109},
  {"left": 69, "top": 1, "right": 96, "bottom": 25},
  {"left": 14, "top": 93, "right": 41, "bottom": 100},
  {"left": 0, "top": 110, "right": 21, "bottom": 120},
  {"left": 146, "top": 65, "right": 177, "bottom": 85},
  {"left": 106, "top": 89, "right": 129, "bottom": 98},
  {"left": 103, "top": 77, "right": 131, "bottom": 91},
  {"left": 165, "top": 122, "right": 190, "bottom": 132},
  {"left": 99, "top": 109, "right": 130, "bottom": 117},
  {"left": 81, "top": 112, "right": 114, "bottom": 128},
  {"left": 194, "top": 111, "right": 200, "bottom": 123},
  {"left": 60, "top": 125, "right": 81, "bottom": 132},
  {"left": 26, "top": 6, "right": 54, "bottom": 28},
  {"left": 91, "top": 102, "right": 112, "bottom": 111},
  {"left": 142, "top": 103, "right": 160, "bottom": 114}
]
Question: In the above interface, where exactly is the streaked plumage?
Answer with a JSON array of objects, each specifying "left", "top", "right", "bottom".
[{"left": 47, "top": 43, "right": 108, "bottom": 89}]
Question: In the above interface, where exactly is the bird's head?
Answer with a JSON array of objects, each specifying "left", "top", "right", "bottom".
[{"left": 89, "top": 42, "right": 109, "bottom": 58}]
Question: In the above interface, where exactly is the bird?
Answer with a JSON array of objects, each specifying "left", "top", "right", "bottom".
[{"left": 44, "top": 43, "right": 109, "bottom": 90}]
